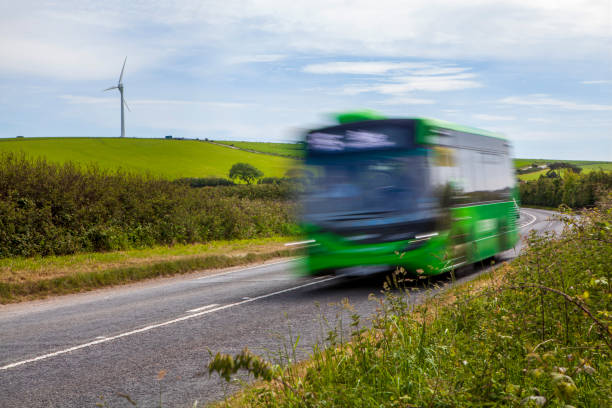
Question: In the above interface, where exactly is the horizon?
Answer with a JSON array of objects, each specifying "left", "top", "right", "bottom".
[{"left": 1, "top": 135, "right": 609, "bottom": 163}]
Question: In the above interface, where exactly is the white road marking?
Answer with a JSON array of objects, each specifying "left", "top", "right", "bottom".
[
  {"left": 186, "top": 303, "right": 219, "bottom": 313},
  {"left": 0, "top": 276, "right": 338, "bottom": 371},
  {"left": 519, "top": 210, "right": 537, "bottom": 229},
  {"left": 0, "top": 211, "right": 544, "bottom": 371},
  {"left": 194, "top": 258, "right": 299, "bottom": 281},
  {"left": 284, "top": 240, "right": 315, "bottom": 246}
]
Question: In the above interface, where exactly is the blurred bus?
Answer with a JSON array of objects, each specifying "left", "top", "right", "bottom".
[{"left": 301, "top": 111, "right": 519, "bottom": 276}]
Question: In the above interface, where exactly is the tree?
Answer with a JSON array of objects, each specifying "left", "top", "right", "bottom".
[{"left": 228, "top": 163, "right": 263, "bottom": 185}]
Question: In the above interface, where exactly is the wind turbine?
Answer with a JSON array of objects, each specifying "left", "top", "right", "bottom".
[{"left": 104, "top": 57, "right": 130, "bottom": 138}]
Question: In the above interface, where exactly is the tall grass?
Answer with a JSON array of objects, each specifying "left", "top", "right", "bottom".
[
  {"left": 0, "top": 153, "right": 298, "bottom": 258},
  {"left": 210, "top": 196, "right": 612, "bottom": 407}
]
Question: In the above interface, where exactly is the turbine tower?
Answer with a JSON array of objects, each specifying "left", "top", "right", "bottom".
[{"left": 104, "top": 57, "right": 130, "bottom": 138}]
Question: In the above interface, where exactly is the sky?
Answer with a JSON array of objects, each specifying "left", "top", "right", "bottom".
[{"left": 0, "top": 0, "right": 610, "bottom": 160}]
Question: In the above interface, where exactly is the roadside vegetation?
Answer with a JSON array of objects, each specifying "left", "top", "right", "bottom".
[
  {"left": 0, "top": 153, "right": 298, "bottom": 258},
  {"left": 0, "top": 237, "right": 301, "bottom": 303},
  {"left": 209, "top": 196, "right": 611, "bottom": 407}
]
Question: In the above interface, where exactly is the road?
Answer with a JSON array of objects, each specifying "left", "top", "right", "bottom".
[{"left": 0, "top": 209, "right": 563, "bottom": 407}]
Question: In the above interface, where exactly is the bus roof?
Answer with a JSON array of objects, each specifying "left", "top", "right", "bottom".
[{"left": 332, "top": 111, "right": 507, "bottom": 141}]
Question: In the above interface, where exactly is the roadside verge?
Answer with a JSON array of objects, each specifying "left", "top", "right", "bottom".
[
  {"left": 209, "top": 204, "right": 611, "bottom": 407},
  {"left": 0, "top": 237, "right": 303, "bottom": 304}
]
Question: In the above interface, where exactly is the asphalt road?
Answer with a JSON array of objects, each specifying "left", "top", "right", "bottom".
[{"left": 0, "top": 208, "right": 563, "bottom": 407}]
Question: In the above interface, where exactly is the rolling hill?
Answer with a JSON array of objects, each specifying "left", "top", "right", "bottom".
[
  {"left": 0, "top": 137, "right": 608, "bottom": 181},
  {"left": 0, "top": 138, "right": 294, "bottom": 179}
]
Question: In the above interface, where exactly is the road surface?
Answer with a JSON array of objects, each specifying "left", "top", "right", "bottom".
[{"left": 0, "top": 209, "right": 563, "bottom": 407}]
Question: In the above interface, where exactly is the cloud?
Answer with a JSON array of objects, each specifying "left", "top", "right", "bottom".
[
  {"left": 526, "top": 117, "right": 552, "bottom": 123},
  {"left": 2, "top": 1, "right": 611, "bottom": 80},
  {"left": 60, "top": 95, "right": 249, "bottom": 109},
  {"left": 581, "top": 80, "right": 612, "bottom": 85},
  {"left": 228, "top": 54, "right": 286, "bottom": 64},
  {"left": 375, "top": 97, "right": 436, "bottom": 105},
  {"left": 59, "top": 95, "right": 115, "bottom": 104},
  {"left": 344, "top": 72, "right": 481, "bottom": 95},
  {"left": 499, "top": 94, "right": 612, "bottom": 111},
  {"left": 473, "top": 114, "right": 515, "bottom": 121},
  {"left": 303, "top": 62, "right": 428, "bottom": 75}
]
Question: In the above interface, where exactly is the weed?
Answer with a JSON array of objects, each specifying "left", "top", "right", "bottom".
[{"left": 209, "top": 195, "right": 612, "bottom": 407}]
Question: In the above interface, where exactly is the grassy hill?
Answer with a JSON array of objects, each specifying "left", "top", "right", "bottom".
[
  {"left": 1, "top": 137, "right": 607, "bottom": 181},
  {"left": 0, "top": 138, "right": 294, "bottom": 179}
]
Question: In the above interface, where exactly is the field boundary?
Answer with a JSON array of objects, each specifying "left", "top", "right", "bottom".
[{"left": 210, "top": 141, "right": 303, "bottom": 160}]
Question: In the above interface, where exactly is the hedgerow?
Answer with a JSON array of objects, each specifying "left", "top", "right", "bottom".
[
  {"left": 519, "top": 170, "right": 612, "bottom": 208},
  {"left": 0, "top": 153, "right": 298, "bottom": 257}
]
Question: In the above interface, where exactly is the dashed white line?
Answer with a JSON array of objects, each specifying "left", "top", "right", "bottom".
[
  {"left": 194, "top": 258, "right": 299, "bottom": 280},
  {"left": 1, "top": 211, "right": 543, "bottom": 371},
  {"left": 0, "top": 276, "right": 338, "bottom": 371},
  {"left": 186, "top": 303, "right": 219, "bottom": 313}
]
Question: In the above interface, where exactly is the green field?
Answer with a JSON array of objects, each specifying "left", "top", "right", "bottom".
[
  {"left": 514, "top": 158, "right": 611, "bottom": 169},
  {"left": 216, "top": 141, "right": 304, "bottom": 159},
  {"left": 515, "top": 159, "right": 612, "bottom": 181},
  {"left": 0, "top": 138, "right": 607, "bottom": 181},
  {"left": 0, "top": 138, "right": 294, "bottom": 179}
]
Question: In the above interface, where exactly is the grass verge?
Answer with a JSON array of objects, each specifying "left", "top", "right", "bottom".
[
  {"left": 209, "top": 199, "right": 611, "bottom": 407},
  {"left": 0, "top": 237, "right": 302, "bottom": 304}
]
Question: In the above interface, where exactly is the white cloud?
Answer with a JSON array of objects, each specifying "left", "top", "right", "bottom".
[
  {"left": 500, "top": 94, "right": 612, "bottom": 111},
  {"left": 526, "top": 117, "right": 552, "bottom": 123},
  {"left": 60, "top": 95, "right": 249, "bottom": 109},
  {"left": 2, "top": 1, "right": 611, "bottom": 80},
  {"left": 376, "top": 97, "right": 436, "bottom": 105},
  {"left": 473, "top": 114, "right": 515, "bottom": 121},
  {"left": 581, "top": 80, "right": 612, "bottom": 85},
  {"left": 344, "top": 72, "right": 481, "bottom": 95},
  {"left": 228, "top": 54, "right": 286, "bottom": 64},
  {"left": 303, "top": 62, "right": 428, "bottom": 75},
  {"left": 59, "top": 95, "right": 114, "bottom": 105}
]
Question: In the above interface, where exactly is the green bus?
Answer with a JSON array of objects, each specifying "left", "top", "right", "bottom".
[{"left": 300, "top": 112, "right": 519, "bottom": 276}]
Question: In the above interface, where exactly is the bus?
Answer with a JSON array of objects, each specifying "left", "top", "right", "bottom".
[{"left": 300, "top": 111, "right": 519, "bottom": 276}]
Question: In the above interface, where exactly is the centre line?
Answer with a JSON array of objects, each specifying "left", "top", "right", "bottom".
[
  {"left": 0, "top": 276, "right": 338, "bottom": 371},
  {"left": 186, "top": 303, "right": 219, "bottom": 313},
  {"left": 194, "top": 258, "right": 299, "bottom": 280},
  {"left": 519, "top": 210, "right": 537, "bottom": 229}
]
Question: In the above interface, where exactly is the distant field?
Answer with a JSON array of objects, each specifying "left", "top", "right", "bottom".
[
  {"left": 580, "top": 162, "right": 612, "bottom": 172},
  {"left": 513, "top": 158, "right": 611, "bottom": 169},
  {"left": 514, "top": 158, "right": 611, "bottom": 180},
  {"left": 518, "top": 169, "right": 548, "bottom": 181},
  {"left": 216, "top": 141, "right": 304, "bottom": 158},
  {"left": 0, "top": 138, "right": 293, "bottom": 179}
]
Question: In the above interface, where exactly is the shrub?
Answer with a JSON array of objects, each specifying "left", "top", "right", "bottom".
[
  {"left": 0, "top": 153, "right": 297, "bottom": 258},
  {"left": 174, "top": 177, "right": 235, "bottom": 187},
  {"left": 258, "top": 177, "right": 285, "bottom": 185}
]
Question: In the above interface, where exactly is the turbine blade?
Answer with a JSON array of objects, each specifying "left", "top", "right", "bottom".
[
  {"left": 123, "top": 98, "right": 131, "bottom": 112},
  {"left": 118, "top": 56, "right": 127, "bottom": 84},
  {"left": 103, "top": 86, "right": 118, "bottom": 91}
]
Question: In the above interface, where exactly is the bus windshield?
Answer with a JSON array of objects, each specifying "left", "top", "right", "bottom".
[{"left": 303, "top": 151, "right": 439, "bottom": 240}]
